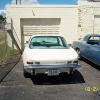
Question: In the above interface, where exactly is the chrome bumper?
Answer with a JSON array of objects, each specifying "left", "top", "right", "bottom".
[
  {"left": 24, "top": 63, "right": 81, "bottom": 75},
  {"left": 24, "top": 63, "right": 81, "bottom": 69}
]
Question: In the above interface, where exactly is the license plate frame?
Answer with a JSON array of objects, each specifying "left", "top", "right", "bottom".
[{"left": 48, "top": 69, "right": 59, "bottom": 76}]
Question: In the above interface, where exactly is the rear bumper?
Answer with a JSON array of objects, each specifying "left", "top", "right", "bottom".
[
  {"left": 24, "top": 63, "right": 81, "bottom": 74},
  {"left": 24, "top": 63, "right": 80, "bottom": 69}
]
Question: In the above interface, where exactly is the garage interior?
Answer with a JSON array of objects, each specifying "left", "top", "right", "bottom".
[{"left": 20, "top": 18, "right": 61, "bottom": 48}]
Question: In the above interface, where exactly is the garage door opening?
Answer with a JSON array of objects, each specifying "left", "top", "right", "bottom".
[{"left": 21, "top": 18, "right": 61, "bottom": 49}]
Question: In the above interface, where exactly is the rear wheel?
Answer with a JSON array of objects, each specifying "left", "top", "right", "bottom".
[
  {"left": 69, "top": 68, "right": 74, "bottom": 75},
  {"left": 32, "top": 69, "right": 35, "bottom": 77},
  {"left": 24, "top": 70, "right": 31, "bottom": 78}
]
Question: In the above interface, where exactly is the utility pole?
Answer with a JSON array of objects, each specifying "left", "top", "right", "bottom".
[
  {"left": 16, "top": 0, "right": 21, "bottom": 5},
  {"left": 20, "top": 0, "right": 21, "bottom": 5},
  {"left": 16, "top": 0, "right": 17, "bottom": 5}
]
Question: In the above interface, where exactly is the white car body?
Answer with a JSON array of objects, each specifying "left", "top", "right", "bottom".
[{"left": 22, "top": 34, "right": 80, "bottom": 77}]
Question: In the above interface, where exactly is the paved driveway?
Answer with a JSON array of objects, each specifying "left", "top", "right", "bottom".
[{"left": 0, "top": 58, "right": 100, "bottom": 100}]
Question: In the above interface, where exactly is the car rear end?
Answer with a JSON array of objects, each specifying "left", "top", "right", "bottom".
[{"left": 22, "top": 34, "right": 81, "bottom": 77}]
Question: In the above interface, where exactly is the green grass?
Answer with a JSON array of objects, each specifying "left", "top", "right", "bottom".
[
  {"left": 0, "top": 39, "right": 19, "bottom": 63},
  {"left": 0, "top": 40, "right": 7, "bottom": 62},
  {"left": 0, "top": 37, "right": 4, "bottom": 42}
]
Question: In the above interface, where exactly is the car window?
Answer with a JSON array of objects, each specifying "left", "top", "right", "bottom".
[
  {"left": 29, "top": 36, "right": 68, "bottom": 49},
  {"left": 89, "top": 36, "right": 100, "bottom": 41},
  {"left": 87, "top": 36, "right": 100, "bottom": 45}
]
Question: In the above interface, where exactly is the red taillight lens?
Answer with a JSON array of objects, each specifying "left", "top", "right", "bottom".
[{"left": 27, "top": 61, "right": 33, "bottom": 64}]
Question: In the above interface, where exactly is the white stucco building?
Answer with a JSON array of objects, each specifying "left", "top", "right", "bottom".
[
  {"left": 6, "top": 0, "right": 100, "bottom": 50},
  {"left": 78, "top": 0, "right": 100, "bottom": 36}
]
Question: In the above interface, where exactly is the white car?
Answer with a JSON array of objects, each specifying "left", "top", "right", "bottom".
[{"left": 22, "top": 34, "right": 80, "bottom": 77}]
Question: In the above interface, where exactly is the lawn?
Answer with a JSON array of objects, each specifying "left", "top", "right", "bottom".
[
  {"left": 0, "top": 37, "right": 19, "bottom": 63},
  {"left": 0, "top": 38, "right": 7, "bottom": 62}
]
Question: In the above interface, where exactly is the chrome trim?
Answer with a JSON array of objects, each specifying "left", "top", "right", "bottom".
[{"left": 24, "top": 63, "right": 81, "bottom": 69}]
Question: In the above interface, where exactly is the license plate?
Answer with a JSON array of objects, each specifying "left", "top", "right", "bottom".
[{"left": 48, "top": 69, "right": 59, "bottom": 76}]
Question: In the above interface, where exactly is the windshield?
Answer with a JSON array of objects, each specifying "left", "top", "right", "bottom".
[{"left": 29, "top": 36, "right": 68, "bottom": 49}]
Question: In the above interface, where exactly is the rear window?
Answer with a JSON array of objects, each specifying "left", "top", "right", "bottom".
[
  {"left": 29, "top": 36, "right": 68, "bottom": 49},
  {"left": 88, "top": 36, "right": 100, "bottom": 45}
]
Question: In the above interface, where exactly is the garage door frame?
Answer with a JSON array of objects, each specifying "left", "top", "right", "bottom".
[{"left": 20, "top": 18, "right": 61, "bottom": 49}]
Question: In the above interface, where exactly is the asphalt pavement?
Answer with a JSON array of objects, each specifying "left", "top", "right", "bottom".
[{"left": 0, "top": 58, "right": 100, "bottom": 100}]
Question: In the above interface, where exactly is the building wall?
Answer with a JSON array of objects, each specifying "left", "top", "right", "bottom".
[
  {"left": 6, "top": 5, "right": 78, "bottom": 49},
  {"left": 78, "top": 0, "right": 100, "bottom": 36}
]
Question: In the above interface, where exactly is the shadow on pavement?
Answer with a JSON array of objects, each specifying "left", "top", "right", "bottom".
[
  {"left": 31, "top": 70, "right": 85, "bottom": 85},
  {"left": 82, "top": 58, "right": 100, "bottom": 71}
]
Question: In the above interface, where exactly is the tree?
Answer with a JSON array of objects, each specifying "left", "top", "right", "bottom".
[{"left": 0, "top": 15, "right": 6, "bottom": 23}]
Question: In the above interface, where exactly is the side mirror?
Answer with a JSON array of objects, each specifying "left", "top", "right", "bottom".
[{"left": 68, "top": 44, "right": 72, "bottom": 47}]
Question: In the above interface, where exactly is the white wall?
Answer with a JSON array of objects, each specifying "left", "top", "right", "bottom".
[
  {"left": 6, "top": 5, "right": 78, "bottom": 48},
  {"left": 78, "top": 3, "right": 100, "bottom": 37}
]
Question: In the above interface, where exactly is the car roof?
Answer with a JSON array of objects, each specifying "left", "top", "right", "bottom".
[
  {"left": 83, "top": 34, "right": 100, "bottom": 41},
  {"left": 86, "top": 34, "right": 100, "bottom": 37},
  {"left": 31, "top": 34, "right": 63, "bottom": 38}
]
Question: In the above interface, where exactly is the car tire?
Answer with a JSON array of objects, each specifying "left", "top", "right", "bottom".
[
  {"left": 76, "top": 48, "right": 81, "bottom": 59},
  {"left": 24, "top": 70, "right": 31, "bottom": 78},
  {"left": 69, "top": 68, "right": 74, "bottom": 75},
  {"left": 32, "top": 69, "right": 35, "bottom": 77}
]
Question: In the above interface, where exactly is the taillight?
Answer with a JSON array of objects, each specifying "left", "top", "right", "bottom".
[{"left": 27, "top": 61, "right": 33, "bottom": 64}]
